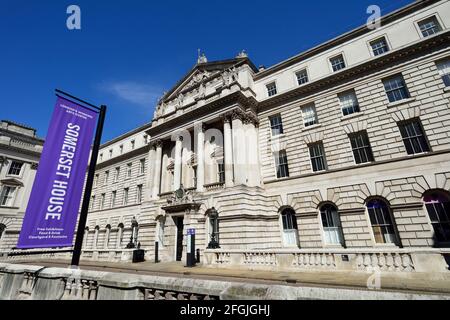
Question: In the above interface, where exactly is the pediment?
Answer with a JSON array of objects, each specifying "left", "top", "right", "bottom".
[{"left": 0, "top": 178, "right": 24, "bottom": 187}]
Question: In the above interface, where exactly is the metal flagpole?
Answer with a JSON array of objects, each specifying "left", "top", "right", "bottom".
[{"left": 70, "top": 103, "right": 107, "bottom": 267}]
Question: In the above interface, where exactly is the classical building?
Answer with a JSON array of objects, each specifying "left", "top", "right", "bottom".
[
  {"left": 2, "top": 0, "right": 450, "bottom": 272},
  {"left": 0, "top": 121, "right": 43, "bottom": 250}
]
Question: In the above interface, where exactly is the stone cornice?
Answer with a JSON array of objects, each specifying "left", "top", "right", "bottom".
[
  {"left": 0, "top": 144, "right": 42, "bottom": 158},
  {"left": 0, "top": 129, "right": 44, "bottom": 145},
  {"left": 258, "top": 31, "right": 450, "bottom": 112},
  {"left": 147, "top": 91, "right": 258, "bottom": 138},
  {"left": 95, "top": 144, "right": 150, "bottom": 170},
  {"left": 254, "top": 0, "right": 441, "bottom": 80}
]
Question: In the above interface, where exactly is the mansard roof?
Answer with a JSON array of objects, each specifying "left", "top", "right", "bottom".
[{"left": 160, "top": 56, "right": 258, "bottom": 103}]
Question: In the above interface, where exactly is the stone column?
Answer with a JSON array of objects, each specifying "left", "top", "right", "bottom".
[
  {"left": 173, "top": 136, "right": 183, "bottom": 191},
  {"left": 145, "top": 144, "right": 156, "bottom": 201},
  {"left": 223, "top": 115, "right": 234, "bottom": 188},
  {"left": 152, "top": 141, "right": 163, "bottom": 199},
  {"left": 246, "top": 116, "right": 261, "bottom": 187},
  {"left": 196, "top": 124, "right": 205, "bottom": 192},
  {"left": 232, "top": 110, "right": 246, "bottom": 185}
]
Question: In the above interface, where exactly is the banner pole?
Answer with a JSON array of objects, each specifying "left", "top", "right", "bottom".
[{"left": 71, "top": 104, "right": 107, "bottom": 267}]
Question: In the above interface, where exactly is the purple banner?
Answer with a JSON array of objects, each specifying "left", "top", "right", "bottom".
[{"left": 17, "top": 97, "right": 98, "bottom": 248}]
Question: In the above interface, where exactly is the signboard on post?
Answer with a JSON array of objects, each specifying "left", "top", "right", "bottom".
[{"left": 17, "top": 96, "right": 98, "bottom": 249}]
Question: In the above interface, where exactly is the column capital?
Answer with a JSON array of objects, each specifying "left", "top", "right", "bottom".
[
  {"left": 221, "top": 114, "right": 232, "bottom": 124},
  {"left": 150, "top": 139, "right": 163, "bottom": 149},
  {"left": 194, "top": 122, "right": 206, "bottom": 132},
  {"left": 230, "top": 109, "right": 245, "bottom": 121}
]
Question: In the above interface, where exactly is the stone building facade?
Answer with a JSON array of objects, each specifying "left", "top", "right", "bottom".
[
  {"left": 0, "top": 121, "right": 43, "bottom": 250},
  {"left": 2, "top": 0, "right": 450, "bottom": 272}
]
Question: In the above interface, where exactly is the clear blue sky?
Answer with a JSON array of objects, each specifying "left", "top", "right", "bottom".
[{"left": 0, "top": 0, "right": 414, "bottom": 143}]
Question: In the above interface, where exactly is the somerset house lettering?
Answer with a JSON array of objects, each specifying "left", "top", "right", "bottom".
[{"left": 1, "top": 0, "right": 450, "bottom": 275}]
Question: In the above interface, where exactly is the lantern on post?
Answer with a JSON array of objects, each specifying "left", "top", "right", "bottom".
[{"left": 207, "top": 208, "right": 220, "bottom": 249}]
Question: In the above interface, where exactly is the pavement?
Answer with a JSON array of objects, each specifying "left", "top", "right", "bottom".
[{"left": 10, "top": 258, "right": 450, "bottom": 295}]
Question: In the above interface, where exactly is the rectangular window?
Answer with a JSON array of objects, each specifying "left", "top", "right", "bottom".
[
  {"left": 309, "top": 142, "right": 327, "bottom": 172},
  {"left": 398, "top": 119, "right": 430, "bottom": 155},
  {"left": 137, "top": 185, "right": 143, "bottom": 204},
  {"left": 218, "top": 163, "right": 225, "bottom": 183},
  {"left": 330, "top": 54, "right": 346, "bottom": 72},
  {"left": 104, "top": 171, "right": 109, "bottom": 185},
  {"left": 143, "top": 135, "right": 148, "bottom": 144},
  {"left": 99, "top": 153, "right": 103, "bottom": 161},
  {"left": 349, "top": 131, "right": 374, "bottom": 164},
  {"left": 91, "top": 195, "right": 95, "bottom": 211},
  {"left": 123, "top": 188, "right": 129, "bottom": 206},
  {"left": 109, "top": 149, "right": 113, "bottom": 158},
  {"left": 383, "top": 75, "right": 410, "bottom": 103},
  {"left": 119, "top": 145, "right": 124, "bottom": 154},
  {"left": 100, "top": 193, "right": 105, "bottom": 210},
  {"left": 296, "top": 69, "right": 309, "bottom": 85},
  {"left": 131, "top": 140, "right": 135, "bottom": 150},
  {"left": 111, "top": 191, "right": 116, "bottom": 208},
  {"left": 370, "top": 37, "right": 389, "bottom": 56},
  {"left": 339, "top": 90, "right": 360, "bottom": 116},
  {"left": 126, "top": 163, "right": 132, "bottom": 178},
  {"left": 114, "top": 167, "right": 120, "bottom": 182},
  {"left": 418, "top": 16, "right": 442, "bottom": 37},
  {"left": 94, "top": 174, "right": 99, "bottom": 187},
  {"left": 8, "top": 161, "right": 23, "bottom": 176},
  {"left": 275, "top": 150, "right": 289, "bottom": 179},
  {"left": 269, "top": 114, "right": 284, "bottom": 136},
  {"left": 0, "top": 186, "right": 17, "bottom": 207},
  {"left": 139, "top": 159, "right": 146, "bottom": 175},
  {"left": 266, "top": 82, "right": 277, "bottom": 97},
  {"left": 301, "top": 104, "right": 318, "bottom": 127},
  {"left": 436, "top": 59, "right": 450, "bottom": 87}
]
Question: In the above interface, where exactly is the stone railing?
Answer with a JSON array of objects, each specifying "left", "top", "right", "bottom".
[
  {"left": 204, "top": 182, "right": 225, "bottom": 192},
  {"left": 204, "top": 248, "right": 450, "bottom": 273},
  {"left": 0, "top": 248, "right": 138, "bottom": 263}
]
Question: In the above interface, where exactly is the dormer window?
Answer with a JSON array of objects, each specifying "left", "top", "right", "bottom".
[
  {"left": 370, "top": 37, "right": 389, "bottom": 56},
  {"left": 418, "top": 16, "right": 442, "bottom": 37},
  {"left": 266, "top": 82, "right": 277, "bottom": 97},
  {"left": 330, "top": 54, "right": 346, "bottom": 72},
  {"left": 131, "top": 140, "right": 135, "bottom": 150}
]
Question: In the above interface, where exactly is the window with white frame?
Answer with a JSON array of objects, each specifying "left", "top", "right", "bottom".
[
  {"left": 266, "top": 82, "right": 277, "bottom": 97},
  {"left": 111, "top": 191, "right": 117, "bottom": 208},
  {"left": 367, "top": 199, "right": 399, "bottom": 245},
  {"left": 370, "top": 37, "right": 389, "bottom": 56},
  {"left": 137, "top": 185, "right": 143, "bottom": 204},
  {"left": 131, "top": 140, "right": 135, "bottom": 150},
  {"left": 119, "top": 145, "right": 124, "bottom": 154},
  {"left": 99, "top": 153, "right": 103, "bottom": 161},
  {"left": 383, "top": 74, "right": 410, "bottom": 103},
  {"left": 418, "top": 16, "right": 442, "bottom": 37},
  {"left": 349, "top": 131, "right": 374, "bottom": 164},
  {"left": 330, "top": 54, "right": 346, "bottom": 72},
  {"left": 126, "top": 163, "right": 132, "bottom": 178},
  {"left": 218, "top": 162, "right": 225, "bottom": 183},
  {"left": 139, "top": 159, "right": 146, "bottom": 175},
  {"left": 280, "top": 208, "right": 298, "bottom": 247},
  {"left": 436, "top": 59, "right": 450, "bottom": 87},
  {"left": 100, "top": 193, "right": 105, "bottom": 210},
  {"left": 339, "top": 90, "right": 360, "bottom": 116},
  {"left": 301, "top": 104, "right": 318, "bottom": 127},
  {"left": 94, "top": 174, "right": 99, "bottom": 187},
  {"left": 0, "top": 186, "right": 17, "bottom": 207},
  {"left": 104, "top": 171, "right": 109, "bottom": 185},
  {"left": 296, "top": 69, "right": 309, "bottom": 85},
  {"left": 123, "top": 188, "right": 129, "bottom": 205},
  {"left": 109, "top": 149, "right": 113, "bottom": 158},
  {"left": 309, "top": 142, "right": 327, "bottom": 172},
  {"left": 8, "top": 161, "right": 23, "bottom": 176},
  {"left": 91, "top": 195, "right": 95, "bottom": 211},
  {"left": 274, "top": 150, "right": 289, "bottom": 179},
  {"left": 320, "top": 204, "right": 345, "bottom": 246},
  {"left": 398, "top": 119, "right": 430, "bottom": 155},
  {"left": 114, "top": 167, "right": 120, "bottom": 182},
  {"left": 269, "top": 114, "right": 284, "bottom": 136}
]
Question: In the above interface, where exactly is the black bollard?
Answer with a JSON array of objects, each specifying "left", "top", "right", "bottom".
[
  {"left": 154, "top": 241, "right": 159, "bottom": 263},
  {"left": 196, "top": 248, "right": 200, "bottom": 263}
]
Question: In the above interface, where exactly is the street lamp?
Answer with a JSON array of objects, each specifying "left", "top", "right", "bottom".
[
  {"left": 126, "top": 216, "right": 138, "bottom": 249},
  {"left": 207, "top": 208, "right": 220, "bottom": 249}
]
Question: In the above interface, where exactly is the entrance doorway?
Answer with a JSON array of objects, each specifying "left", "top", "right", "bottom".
[{"left": 174, "top": 216, "right": 184, "bottom": 261}]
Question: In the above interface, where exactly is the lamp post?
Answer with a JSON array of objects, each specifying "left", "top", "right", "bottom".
[
  {"left": 207, "top": 208, "right": 220, "bottom": 249},
  {"left": 126, "top": 216, "right": 138, "bottom": 249}
]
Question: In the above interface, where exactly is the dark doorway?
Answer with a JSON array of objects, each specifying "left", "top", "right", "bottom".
[{"left": 174, "top": 216, "right": 184, "bottom": 261}]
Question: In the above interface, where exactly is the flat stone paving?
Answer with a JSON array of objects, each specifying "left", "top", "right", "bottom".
[{"left": 11, "top": 259, "right": 450, "bottom": 295}]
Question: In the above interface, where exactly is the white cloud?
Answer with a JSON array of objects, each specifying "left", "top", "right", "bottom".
[{"left": 102, "top": 81, "right": 162, "bottom": 107}]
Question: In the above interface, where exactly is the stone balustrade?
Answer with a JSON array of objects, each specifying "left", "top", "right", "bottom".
[
  {"left": 204, "top": 248, "right": 450, "bottom": 273},
  {"left": 204, "top": 182, "right": 225, "bottom": 192}
]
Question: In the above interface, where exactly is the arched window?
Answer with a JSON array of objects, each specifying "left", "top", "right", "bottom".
[
  {"left": 93, "top": 226, "right": 100, "bottom": 249},
  {"left": 424, "top": 191, "right": 450, "bottom": 246},
  {"left": 367, "top": 199, "right": 399, "bottom": 245},
  {"left": 320, "top": 204, "right": 345, "bottom": 246},
  {"left": 83, "top": 227, "right": 89, "bottom": 248},
  {"left": 104, "top": 225, "right": 111, "bottom": 249},
  {"left": 280, "top": 208, "right": 298, "bottom": 247}
]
